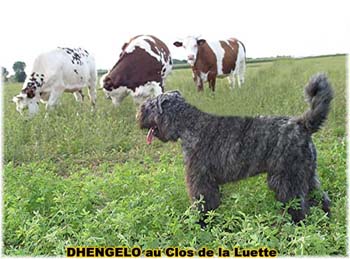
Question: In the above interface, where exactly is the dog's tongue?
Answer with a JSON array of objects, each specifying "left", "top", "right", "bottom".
[{"left": 146, "top": 128, "right": 154, "bottom": 145}]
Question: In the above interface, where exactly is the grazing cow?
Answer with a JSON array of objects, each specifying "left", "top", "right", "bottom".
[
  {"left": 12, "top": 47, "right": 97, "bottom": 116},
  {"left": 173, "top": 36, "right": 246, "bottom": 91},
  {"left": 102, "top": 35, "right": 172, "bottom": 107}
]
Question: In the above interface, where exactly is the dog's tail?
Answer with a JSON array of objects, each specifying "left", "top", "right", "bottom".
[{"left": 298, "top": 73, "right": 333, "bottom": 134}]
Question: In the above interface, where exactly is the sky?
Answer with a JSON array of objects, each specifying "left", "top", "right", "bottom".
[{"left": 0, "top": 0, "right": 348, "bottom": 74}]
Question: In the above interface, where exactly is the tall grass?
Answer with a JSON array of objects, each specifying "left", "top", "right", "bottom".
[{"left": 3, "top": 56, "right": 346, "bottom": 256}]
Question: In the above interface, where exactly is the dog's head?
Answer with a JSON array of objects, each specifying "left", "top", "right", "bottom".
[{"left": 137, "top": 90, "right": 184, "bottom": 144}]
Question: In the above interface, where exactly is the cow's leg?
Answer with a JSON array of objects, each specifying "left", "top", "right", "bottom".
[
  {"left": 109, "top": 87, "right": 129, "bottom": 107},
  {"left": 73, "top": 90, "right": 84, "bottom": 102},
  {"left": 239, "top": 66, "right": 245, "bottom": 86},
  {"left": 228, "top": 72, "right": 236, "bottom": 89},
  {"left": 39, "top": 92, "right": 50, "bottom": 103},
  {"left": 236, "top": 64, "right": 245, "bottom": 88},
  {"left": 195, "top": 75, "right": 204, "bottom": 92},
  {"left": 111, "top": 94, "right": 127, "bottom": 107},
  {"left": 46, "top": 88, "right": 63, "bottom": 111},
  {"left": 191, "top": 71, "right": 196, "bottom": 82},
  {"left": 237, "top": 74, "right": 242, "bottom": 88},
  {"left": 72, "top": 90, "right": 85, "bottom": 116},
  {"left": 208, "top": 72, "right": 217, "bottom": 92},
  {"left": 87, "top": 85, "right": 97, "bottom": 110},
  {"left": 237, "top": 58, "right": 246, "bottom": 87}
]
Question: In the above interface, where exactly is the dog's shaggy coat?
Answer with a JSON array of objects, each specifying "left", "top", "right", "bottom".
[{"left": 137, "top": 73, "right": 333, "bottom": 223}]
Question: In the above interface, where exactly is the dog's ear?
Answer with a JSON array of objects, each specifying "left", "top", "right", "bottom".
[
  {"left": 167, "top": 90, "right": 182, "bottom": 97},
  {"left": 156, "top": 91, "right": 183, "bottom": 114},
  {"left": 157, "top": 95, "right": 166, "bottom": 114}
]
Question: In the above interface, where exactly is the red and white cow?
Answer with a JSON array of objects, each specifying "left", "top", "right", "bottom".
[
  {"left": 102, "top": 35, "right": 172, "bottom": 107},
  {"left": 12, "top": 47, "right": 97, "bottom": 116},
  {"left": 174, "top": 36, "right": 246, "bottom": 91}
]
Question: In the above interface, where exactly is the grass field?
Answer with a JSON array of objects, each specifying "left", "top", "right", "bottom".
[{"left": 3, "top": 55, "right": 347, "bottom": 256}]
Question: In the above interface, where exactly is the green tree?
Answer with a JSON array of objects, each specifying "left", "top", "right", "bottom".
[
  {"left": 1, "top": 67, "right": 9, "bottom": 81},
  {"left": 12, "top": 61, "right": 27, "bottom": 82}
]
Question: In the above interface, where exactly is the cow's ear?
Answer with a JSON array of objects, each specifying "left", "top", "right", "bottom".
[
  {"left": 197, "top": 39, "right": 206, "bottom": 46},
  {"left": 12, "top": 95, "right": 23, "bottom": 102},
  {"left": 173, "top": 41, "right": 183, "bottom": 47}
]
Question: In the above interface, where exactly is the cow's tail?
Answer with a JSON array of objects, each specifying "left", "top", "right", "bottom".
[{"left": 297, "top": 73, "right": 333, "bottom": 134}]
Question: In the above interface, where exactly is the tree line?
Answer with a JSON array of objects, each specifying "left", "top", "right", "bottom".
[{"left": 1, "top": 61, "right": 27, "bottom": 82}]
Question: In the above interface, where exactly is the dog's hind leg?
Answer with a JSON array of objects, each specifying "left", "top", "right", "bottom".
[
  {"left": 321, "top": 192, "right": 331, "bottom": 216},
  {"left": 306, "top": 142, "right": 331, "bottom": 216},
  {"left": 267, "top": 170, "right": 310, "bottom": 223},
  {"left": 308, "top": 173, "right": 331, "bottom": 216},
  {"left": 286, "top": 197, "right": 309, "bottom": 223}
]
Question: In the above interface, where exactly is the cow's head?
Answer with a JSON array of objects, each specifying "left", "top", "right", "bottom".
[
  {"left": 101, "top": 50, "right": 131, "bottom": 94},
  {"left": 12, "top": 73, "right": 43, "bottom": 116},
  {"left": 173, "top": 36, "right": 206, "bottom": 66},
  {"left": 12, "top": 91, "right": 39, "bottom": 116}
]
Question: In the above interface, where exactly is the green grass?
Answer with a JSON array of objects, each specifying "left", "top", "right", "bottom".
[{"left": 3, "top": 56, "right": 346, "bottom": 256}]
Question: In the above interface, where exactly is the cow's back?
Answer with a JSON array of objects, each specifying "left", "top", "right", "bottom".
[
  {"left": 219, "top": 39, "right": 239, "bottom": 75},
  {"left": 31, "top": 48, "right": 95, "bottom": 89},
  {"left": 123, "top": 35, "right": 172, "bottom": 75},
  {"left": 199, "top": 38, "right": 244, "bottom": 77},
  {"left": 106, "top": 35, "right": 172, "bottom": 91}
]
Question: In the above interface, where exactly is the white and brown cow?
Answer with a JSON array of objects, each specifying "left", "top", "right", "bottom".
[
  {"left": 102, "top": 35, "right": 172, "bottom": 107},
  {"left": 174, "top": 36, "right": 246, "bottom": 91},
  {"left": 12, "top": 47, "right": 97, "bottom": 116}
]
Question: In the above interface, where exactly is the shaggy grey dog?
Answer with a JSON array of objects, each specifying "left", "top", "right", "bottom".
[{"left": 137, "top": 73, "right": 333, "bottom": 224}]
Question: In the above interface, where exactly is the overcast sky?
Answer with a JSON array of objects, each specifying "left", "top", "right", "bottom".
[{"left": 0, "top": 0, "right": 348, "bottom": 73}]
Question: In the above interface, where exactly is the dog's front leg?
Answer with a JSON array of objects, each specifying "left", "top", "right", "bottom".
[{"left": 186, "top": 171, "right": 220, "bottom": 228}]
